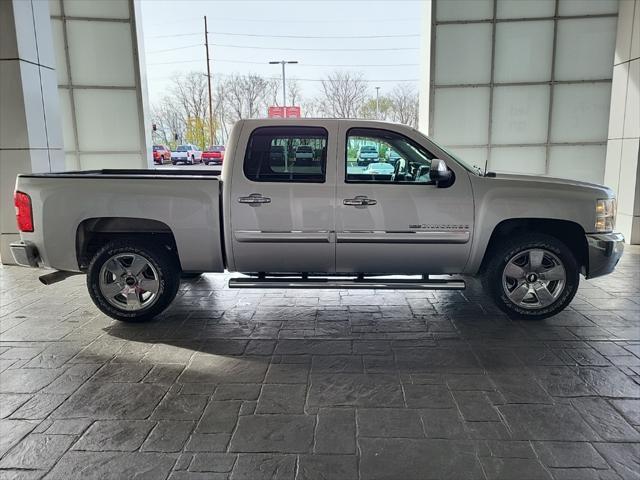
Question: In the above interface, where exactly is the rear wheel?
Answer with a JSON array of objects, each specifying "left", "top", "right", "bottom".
[
  {"left": 482, "top": 233, "right": 579, "bottom": 320},
  {"left": 87, "top": 240, "right": 180, "bottom": 322}
]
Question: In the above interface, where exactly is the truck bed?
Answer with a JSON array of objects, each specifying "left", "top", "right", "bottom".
[{"left": 14, "top": 170, "right": 224, "bottom": 273}]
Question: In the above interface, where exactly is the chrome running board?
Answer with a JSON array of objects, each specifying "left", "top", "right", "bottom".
[{"left": 228, "top": 276, "right": 465, "bottom": 290}]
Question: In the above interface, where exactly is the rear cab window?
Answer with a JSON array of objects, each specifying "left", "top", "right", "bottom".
[{"left": 244, "top": 126, "right": 328, "bottom": 183}]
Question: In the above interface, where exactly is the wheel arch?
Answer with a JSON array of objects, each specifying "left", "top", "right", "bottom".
[
  {"left": 477, "top": 218, "right": 588, "bottom": 276},
  {"left": 76, "top": 217, "right": 181, "bottom": 271}
]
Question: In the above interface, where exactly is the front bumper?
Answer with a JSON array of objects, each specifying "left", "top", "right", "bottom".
[
  {"left": 585, "top": 232, "right": 624, "bottom": 279},
  {"left": 10, "top": 241, "right": 40, "bottom": 268}
]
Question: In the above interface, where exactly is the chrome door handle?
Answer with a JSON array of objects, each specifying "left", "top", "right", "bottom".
[
  {"left": 343, "top": 196, "right": 377, "bottom": 207},
  {"left": 238, "top": 193, "right": 271, "bottom": 206}
]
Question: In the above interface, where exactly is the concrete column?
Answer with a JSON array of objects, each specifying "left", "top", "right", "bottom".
[
  {"left": 604, "top": 0, "right": 640, "bottom": 244},
  {"left": 0, "top": 0, "right": 64, "bottom": 263}
]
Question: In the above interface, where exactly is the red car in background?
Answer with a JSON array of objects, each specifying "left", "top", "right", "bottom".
[
  {"left": 202, "top": 145, "right": 225, "bottom": 165},
  {"left": 153, "top": 145, "right": 171, "bottom": 165}
]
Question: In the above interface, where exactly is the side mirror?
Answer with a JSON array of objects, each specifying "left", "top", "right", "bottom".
[{"left": 430, "top": 158, "right": 452, "bottom": 187}]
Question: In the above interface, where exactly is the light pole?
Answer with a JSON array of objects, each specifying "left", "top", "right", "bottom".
[
  {"left": 269, "top": 60, "right": 298, "bottom": 113},
  {"left": 375, "top": 86, "right": 380, "bottom": 119}
]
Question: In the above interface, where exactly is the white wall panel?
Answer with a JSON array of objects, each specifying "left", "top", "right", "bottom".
[
  {"left": 558, "top": 0, "right": 618, "bottom": 16},
  {"left": 74, "top": 89, "right": 140, "bottom": 151},
  {"left": 58, "top": 89, "right": 75, "bottom": 151},
  {"left": 67, "top": 20, "right": 135, "bottom": 87},
  {"left": 448, "top": 147, "right": 488, "bottom": 169},
  {"left": 435, "top": 24, "right": 492, "bottom": 85},
  {"left": 494, "top": 21, "right": 554, "bottom": 83},
  {"left": 491, "top": 85, "right": 550, "bottom": 144},
  {"left": 548, "top": 145, "right": 606, "bottom": 184},
  {"left": 555, "top": 17, "right": 618, "bottom": 81},
  {"left": 623, "top": 59, "right": 640, "bottom": 139},
  {"left": 433, "top": 87, "right": 490, "bottom": 145},
  {"left": 608, "top": 62, "right": 630, "bottom": 139},
  {"left": 435, "top": 0, "right": 493, "bottom": 21},
  {"left": 497, "top": 0, "right": 555, "bottom": 19},
  {"left": 63, "top": 0, "right": 129, "bottom": 19},
  {"left": 551, "top": 83, "right": 612, "bottom": 143},
  {"left": 51, "top": 19, "right": 68, "bottom": 85},
  {"left": 489, "top": 146, "right": 546, "bottom": 175}
]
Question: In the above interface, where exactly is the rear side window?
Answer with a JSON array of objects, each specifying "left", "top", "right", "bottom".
[{"left": 244, "top": 126, "right": 327, "bottom": 183}]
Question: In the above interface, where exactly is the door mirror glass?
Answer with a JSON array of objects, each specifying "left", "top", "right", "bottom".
[{"left": 430, "top": 159, "right": 453, "bottom": 187}]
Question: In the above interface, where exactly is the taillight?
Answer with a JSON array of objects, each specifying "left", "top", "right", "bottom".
[{"left": 14, "top": 191, "right": 33, "bottom": 232}]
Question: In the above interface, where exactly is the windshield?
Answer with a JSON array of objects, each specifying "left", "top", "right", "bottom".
[
  {"left": 361, "top": 146, "right": 377, "bottom": 153},
  {"left": 176, "top": 145, "right": 189, "bottom": 152},
  {"left": 153, "top": 146, "right": 162, "bottom": 151},
  {"left": 297, "top": 146, "right": 312, "bottom": 152},
  {"left": 207, "top": 146, "right": 224, "bottom": 151}
]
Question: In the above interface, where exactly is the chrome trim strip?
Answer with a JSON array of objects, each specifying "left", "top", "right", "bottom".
[
  {"left": 336, "top": 231, "right": 470, "bottom": 244},
  {"left": 229, "top": 277, "right": 466, "bottom": 290},
  {"left": 234, "top": 230, "right": 331, "bottom": 243}
]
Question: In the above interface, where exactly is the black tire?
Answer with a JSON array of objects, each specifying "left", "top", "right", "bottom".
[
  {"left": 482, "top": 233, "right": 579, "bottom": 320},
  {"left": 87, "top": 240, "right": 180, "bottom": 322}
]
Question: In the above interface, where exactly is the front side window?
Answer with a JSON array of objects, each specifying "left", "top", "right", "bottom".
[
  {"left": 244, "top": 126, "right": 327, "bottom": 182},
  {"left": 346, "top": 128, "right": 435, "bottom": 184}
]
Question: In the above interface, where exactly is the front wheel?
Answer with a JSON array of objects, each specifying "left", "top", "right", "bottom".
[
  {"left": 482, "top": 234, "right": 579, "bottom": 320},
  {"left": 87, "top": 240, "right": 180, "bottom": 322}
]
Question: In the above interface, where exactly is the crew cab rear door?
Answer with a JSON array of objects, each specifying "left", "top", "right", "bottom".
[
  {"left": 335, "top": 125, "right": 474, "bottom": 274},
  {"left": 229, "top": 121, "right": 337, "bottom": 273}
]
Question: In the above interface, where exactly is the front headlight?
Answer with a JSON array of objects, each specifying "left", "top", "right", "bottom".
[{"left": 595, "top": 198, "right": 616, "bottom": 232}]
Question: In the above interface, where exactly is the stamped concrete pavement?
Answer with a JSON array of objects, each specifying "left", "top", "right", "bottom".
[{"left": 0, "top": 246, "right": 639, "bottom": 479}]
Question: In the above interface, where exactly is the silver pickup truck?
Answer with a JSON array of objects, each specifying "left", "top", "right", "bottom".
[{"left": 11, "top": 119, "right": 624, "bottom": 322}]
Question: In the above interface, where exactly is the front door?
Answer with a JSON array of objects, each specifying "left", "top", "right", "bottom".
[
  {"left": 230, "top": 123, "right": 336, "bottom": 273},
  {"left": 336, "top": 126, "right": 474, "bottom": 274}
]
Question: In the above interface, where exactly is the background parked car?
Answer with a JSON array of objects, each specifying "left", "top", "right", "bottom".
[
  {"left": 364, "top": 161, "right": 395, "bottom": 176},
  {"left": 202, "top": 145, "right": 225, "bottom": 165},
  {"left": 171, "top": 144, "right": 202, "bottom": 165},
  {"left": 385, "top": 148, "right": 402, "bottom": 166},
  {"left": 294, "top": 145, "right": 314, "bottom": 165},
  {"left": 356, "top": 145, "right": 379, "bottom": 166},
  {"left": 153, "top": 145, "right": 171, "bottom": 164}
]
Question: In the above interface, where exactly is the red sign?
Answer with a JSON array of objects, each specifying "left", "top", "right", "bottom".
[
  {"left": 268, "top": 106, "right": 285, "bottom": 118},
  {"left": 285, "top": 106, "right": 301, "bottom": 118},
  {"left": 268, "top": 106, "right": 301, "bottom": 118}
]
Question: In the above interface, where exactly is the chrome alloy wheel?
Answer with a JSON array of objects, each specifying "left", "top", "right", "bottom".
[
  {"left": 99, "top": 253, "right": 160, "bottom": 311},
  {"left": 501, "top": 248, "right": 566, "bottom": 310}
]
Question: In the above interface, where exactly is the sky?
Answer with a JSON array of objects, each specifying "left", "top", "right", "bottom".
[{"left": 139, "top": 0, "right": 425, "bottom": 107}]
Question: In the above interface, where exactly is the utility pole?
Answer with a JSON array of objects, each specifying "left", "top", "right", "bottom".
[
  {"left": 375, "top": 86, "right": 380, "bottom": 119},
  {"left": 269, "top": 60, "right": 298, "bottom": 116},
  {"left": 204, "top": 16, "right": 214, "bottom": 145}
]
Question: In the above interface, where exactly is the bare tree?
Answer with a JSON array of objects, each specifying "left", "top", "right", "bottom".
[
  {"left": 319, "top": 71, "right": 368, "bottom": 118},
  {"left": 359, "top": 96, "right": 393, "bottom": 121},
  {"left": 389, "top": 83, "right": 419, "bottom": 128},
  {"left": 160, "top": 71, "right": 212, "bottom": 147},
  {"left": 171, "top": 71, "right": 209, "bottom": 121},
  {"left": 224, "top": 73, "right": 273, "bottom": 120},
  {"left": 287, "top": 78, "right": 302, "bottom": 106},
  {"left": 152, "top": 95, "right": 185, "bottom": 147}
]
